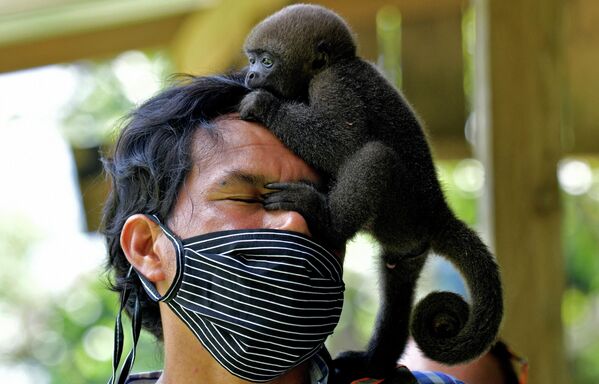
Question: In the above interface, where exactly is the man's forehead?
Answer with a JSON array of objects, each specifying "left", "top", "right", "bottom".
[{"left": 191, "top": 116, "right": 276, "bottom": 155}]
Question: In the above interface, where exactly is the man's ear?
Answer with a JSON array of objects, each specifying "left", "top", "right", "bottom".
[{"left": 120, "top": 214, "right": 168, "bottom": 283}]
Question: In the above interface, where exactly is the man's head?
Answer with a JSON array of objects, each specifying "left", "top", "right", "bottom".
[
  {"left": 400, "top": 339, "right": 522, "bottom": 384},
  {"left": 102, "top": 73, "right": 339, "bottom": 383},
  {"left": 102, "top": 73, "right": 250, "bottom": 339}
]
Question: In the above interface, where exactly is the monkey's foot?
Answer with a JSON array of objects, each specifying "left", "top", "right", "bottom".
[{"left": 331, "top": 351, "right": 417, "bottom": 384}]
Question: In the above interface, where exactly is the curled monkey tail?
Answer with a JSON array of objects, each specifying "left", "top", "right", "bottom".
[{"left": 410, "top": 216, "right": 503, "bottom": 364}]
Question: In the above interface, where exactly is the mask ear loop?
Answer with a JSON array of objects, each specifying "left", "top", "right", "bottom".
[
  {"left": 139, "top": 214, "right": 185, "bottom": 303},
  {"left": 109, "top": 266, "right": 140, "bottom": 384},
  {"left": 115, "top": 286, "right": 142, "bottom": 384},
  {"left": 108, "top": 214, "right": 184, "bottom": 384}
]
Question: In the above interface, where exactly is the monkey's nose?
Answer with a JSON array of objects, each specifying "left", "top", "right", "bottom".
[{"left": 245, "top": 72, "right": 259, "bottom": 87}]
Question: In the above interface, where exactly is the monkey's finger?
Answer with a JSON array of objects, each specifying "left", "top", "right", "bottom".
[
  {"left": 263, "top": 192, "right": 293, "bottom": 203},
  {"left": 263, "top": 202, "right": 298, "bottom": 213},
  {"left": 265, "top": 182, "right": 294, "bottom": 191},
  {"left": 266, "top": 182, "right": 320, "bottom": 193}
]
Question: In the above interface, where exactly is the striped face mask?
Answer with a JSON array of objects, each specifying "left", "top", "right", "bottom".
[{"left": 110, "top": 214, "right": 345, "bottom": 383}]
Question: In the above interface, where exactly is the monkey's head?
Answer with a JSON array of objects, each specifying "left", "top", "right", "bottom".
[{"left": 244, "top": 4, "right": 356, "bottom": 100}]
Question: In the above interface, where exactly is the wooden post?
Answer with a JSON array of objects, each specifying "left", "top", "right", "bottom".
[{"left": 473, "top": 0, "right": 570, "bottom": 383}]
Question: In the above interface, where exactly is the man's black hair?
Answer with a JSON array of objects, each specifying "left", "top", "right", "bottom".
[
  {"left": 101, "top": 72, "right": 249, "bottom": 339},
  {"left": 490, "top": 340, "right": 522, "bottom": 384}
]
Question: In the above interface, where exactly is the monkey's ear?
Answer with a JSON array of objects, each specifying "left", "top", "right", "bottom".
[
  {"left": 313, "top": 40, "right": 331, "bottom": 70},
  {"left": 316, "top": 40, "right": 331, "bottom": 53}
]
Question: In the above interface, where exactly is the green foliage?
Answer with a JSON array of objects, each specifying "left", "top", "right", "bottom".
[
  {"left": 563, "top": 192, "right": 599, "bottom": 293},
  {"left": 436, "top": 160, "right": 480, "bottom": 226},
  {"left": 61, "top": 50, "right": 174, "bottom": 149},
  {"left": 560, "top": 163, "right": 599, "bottom": 382},
  {"left": 0, "top": 50, "right": 170, "bottom": 383},
  {"left": 376, "top": 6, "right": 402, "bottom": 89}
]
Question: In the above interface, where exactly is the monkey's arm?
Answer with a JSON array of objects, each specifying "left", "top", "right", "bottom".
[
  {"left": 241, "top": 69, "right": 398, "bottom": 243},
  {"left": 331, "top": 251, "right": 427, "bottom": 384},
  {"left": 263, "top": 139, "right": 398, "bottom": 248},
  {"left": 240, "top": 69, "right": 368, "bottom": 174}
]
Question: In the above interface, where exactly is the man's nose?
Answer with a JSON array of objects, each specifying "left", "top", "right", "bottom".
[{"left": 265, "top": 210, "right": 311, "bottom": 236}]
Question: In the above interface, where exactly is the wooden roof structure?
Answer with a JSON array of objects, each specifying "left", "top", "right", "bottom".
[
  {"left": 1, "top": 0, "right": 597, "bottom": 156},
  {"left": 3, "top": 1, "right": 593, "bottom": 383}
]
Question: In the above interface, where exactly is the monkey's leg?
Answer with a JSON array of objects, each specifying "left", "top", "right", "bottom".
[
  {"left": 263, "top": 141, "right": 397, "bottom": 246},
  {"left": 327, "top": 141, "right": 398, "bottom": 240},
  {"left": 332, "top": 249, "right": 427, "bottom": 383}
]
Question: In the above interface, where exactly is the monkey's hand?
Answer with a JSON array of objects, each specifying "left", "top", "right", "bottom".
[
  {"left": 263, "top": 182, "right": 344, "bottom": 248},
  {"left": 239, "top": 89, "right": 280, "bottom": 125},
  {"left": 330, "top": 352, "right": 417, "bottom": 384}
]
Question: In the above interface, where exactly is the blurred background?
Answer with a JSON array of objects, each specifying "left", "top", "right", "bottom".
[{"left": 0, "top": 0, "right": 597, "bottom": 383}]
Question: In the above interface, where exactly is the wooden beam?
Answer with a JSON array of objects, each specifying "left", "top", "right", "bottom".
[
  {"left": 2, "top": 0, "right": 598, "bottom": 155},
  {"left": 170, "top": 0, "right": 289, "bottom": 75},
  {"left": 0, "top": 0, "right": 472, "bottom": 158},
  {"left": 319, "top": 0, "right": 466, "bottom": 23},
  {"left": 0, "top": 0, "right": 213, "bottom": 73},
  {"left": 316, "top": 0, "right": 469, "bottom": 158},
  {"left": 474, "top": 0, "right": 570, "bottom": 383},
  {"left": 0, "top": 15, "right": 186, "bottom": 73},
  {"left": 563, "top": 0, "right": 599, "bottom": 155},
  {"left": 0, "top": 0, "right": 211, "bottom": 46},
  {"left": 402, "top": 5, "right": 466, "bottom": 140}
]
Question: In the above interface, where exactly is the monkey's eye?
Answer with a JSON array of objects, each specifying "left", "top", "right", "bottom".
[
  {"left": 261, "top": 56, "right": 274, "bottom": 68},
  {"left": 249, "top": 57, "right": 256, "bottom": 65}
]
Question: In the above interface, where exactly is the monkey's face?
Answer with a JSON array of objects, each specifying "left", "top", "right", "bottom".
[
  {"left": 244, "top": 4, "right": 357, "bottom": 99},
  {"left": 245, "top": 51, "right": 277, "bottom": 90},
  {"left": 245, "top": 48, "right": 312, "bottom": 101}
]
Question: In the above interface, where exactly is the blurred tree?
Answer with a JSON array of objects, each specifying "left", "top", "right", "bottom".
[
  {"left": 0, "top": 50, "right": 171, "bottom": 384},
  {"left": 561, "top": 159, "right": 599, "bottom": 384}
]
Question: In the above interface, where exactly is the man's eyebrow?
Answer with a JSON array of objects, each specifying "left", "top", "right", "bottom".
[
  {"left": 220, "top": 170, "right": 267, "bottom": 187},
  {"left": 219, "top": 169, "right": 322, "bottom": 190}
]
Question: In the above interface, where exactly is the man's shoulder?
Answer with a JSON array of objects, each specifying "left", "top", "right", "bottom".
[
  {"left": 124, "top": 371, "right": 162, "bottom": 383},
  {"left": 412, "top": 370, "right": 466, "bottom": 384},
  {"left": 120, "top": 367, "right": 465, "bottom": 384}
]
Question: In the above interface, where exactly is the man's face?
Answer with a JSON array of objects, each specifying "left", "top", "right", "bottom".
[
  {"left": 158, "top": 117, "right": 321, "bottom": 285},
  {"left": 121, "top": 116, "right": 333, "bottom": 383},
  {"left": 169, "top": 116, "right": 319, "bottom": 237}
]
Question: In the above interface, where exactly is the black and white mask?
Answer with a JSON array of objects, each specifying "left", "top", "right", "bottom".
[{"left": 110, "top": 214, "right": 345, "bottom": 383}]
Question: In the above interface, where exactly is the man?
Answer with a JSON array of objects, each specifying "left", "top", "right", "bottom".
[
  {"left": 103, "top": 73, "right": 464, "bottom": 384},
  {"left": 401, "top": 339, "right": 524, "bottom": 384}
]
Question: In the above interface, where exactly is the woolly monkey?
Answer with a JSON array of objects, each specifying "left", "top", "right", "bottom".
[{"left": 240, "top": 4, "right": 503, "bottom": 383}]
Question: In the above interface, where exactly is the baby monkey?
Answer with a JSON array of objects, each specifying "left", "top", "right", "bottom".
[{"left": 240, "top": 4, "right": 503, "bottom": 383}]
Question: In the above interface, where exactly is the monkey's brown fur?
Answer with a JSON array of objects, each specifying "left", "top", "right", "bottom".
[{"left": 240, "top": 4, "right": 503, "bottom": 383}]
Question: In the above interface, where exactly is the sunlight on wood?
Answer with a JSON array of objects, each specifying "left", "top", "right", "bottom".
[{"left": 171, "top": 0, "right": 288, "bottom": 75}]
